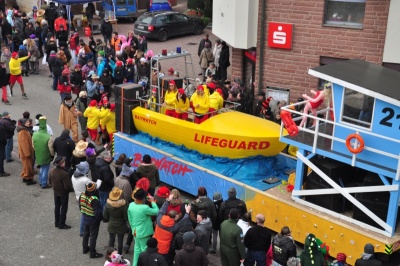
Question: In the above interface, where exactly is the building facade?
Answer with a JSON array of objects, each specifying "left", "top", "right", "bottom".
[{"left": 213, "top": 0, "right": 399, "bottom": 104}]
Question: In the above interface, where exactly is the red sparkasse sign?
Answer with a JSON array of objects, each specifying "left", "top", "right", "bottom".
[{"left": 268, "top": 22, "right": 293, "bottom": 49}]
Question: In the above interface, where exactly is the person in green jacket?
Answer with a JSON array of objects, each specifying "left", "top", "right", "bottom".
[
  {"left": 220, "top": 208, "right": 246, "bottom": 266},
  {"left": 32, "top": 116, "right": 54, "bottom": 189},
  {"left": 128, "top": 188, "right": 159, "bottom": 266}
]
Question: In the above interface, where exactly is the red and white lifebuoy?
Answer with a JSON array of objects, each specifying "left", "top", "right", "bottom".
[
  {"left": 346, "top": 133, "right": 364, "bottom": 154},
  {"left": 281, "top": 110, "right": 299, "bottom": 137}
]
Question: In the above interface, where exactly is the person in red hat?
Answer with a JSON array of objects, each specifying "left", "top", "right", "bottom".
[
  {"left": 83, "top": 100, "right": 101, "bottom": 141},
  {"left": 167, "top": 67, "right": 174, "bottom": 76},
  {"left": 102, "top": 103, "right": 116, "bottom": 144},
  {"left": 331, "top": 252, "right": 348, "bottom": 266},
  {"left": 57, "top": 65, "right": 72, "bottom": 103},
  {"left": 70, "top": 64, "right": 84, "bottom": 97},
  {"left": 174, "top": 88, "right": 189, "bottom": 120},
  {"left": 191, "top": 85, "right": 210, "bottom": 124},
  {"left": 124, "top": 58, "right": 135, "bottom": 83},
  {"left": 9, "top": 51, "right": 30, "bottom": 98},
  {"left": 147, "top": 88, "right": 158, "bottom": 112},
  {"left": 163, "top": 80, "right": 178, "bottom": 117}
]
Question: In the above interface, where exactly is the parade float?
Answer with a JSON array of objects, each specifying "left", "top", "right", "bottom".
[{"left": 114, "top": 59, "right": 400, "bottom": 265}]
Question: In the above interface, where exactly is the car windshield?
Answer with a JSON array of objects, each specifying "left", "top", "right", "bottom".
[
  {"left": 152, "top": 0, "right": 168, "bottom": 3},
  {"left": 138, "top": 15, "right": 153, "bottom": 24}
]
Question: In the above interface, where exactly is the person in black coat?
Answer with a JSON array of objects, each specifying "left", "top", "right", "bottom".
[
  {"left": 0, "top": 62, "right": 10, "bottom": 104},
  {"left": 244, "top": 214, "right": 272, "bottom": 266},
  {"left": 218, "top": 41, "right": 230, "bottom": 82},
  {"left": 12, "top": 29, "right": 25, "bottom": 52},
  {"left": 137, "top": 34, "right": 147, "bottom": 53},
  {"left": 354, "top": 244, "right": 382, "bottom": 266},
  {"left": 59, "top": 43, "right": 72, "bottom": 64},
  {"left": 138, "top": 238, "right": 168, "bottom": 266},
  {"left": 48, "top": 51, "right": 64, "bottom": 90},
  {"left": 0, "top": 112, "right": 16, "bottom": 162},
  {"left": 100, "top": 18, "right": 113, "bottom": 45},
  {"left": 198, "top": 34, "right": 212, "bottom": 57},
  {"left": 24, "top": 22, "right": 35, "bottom": 39},
  {"left": 33, "top": 21, "right": 43, "bottom": 58},
  {"left": 46, "top": 2, "right": 57, "bottom": 32},
  {"left": 56, "top": 25, "right": 68, "bottom": 44},
  {"left": 53, "top": 129, "right": 75, "bottom": 171},
  {"left": 1, "top": 19, "right": 13, "bottom": 48},
  {"left": 91, "top": 150, "right": 114, "bottom": 210}
]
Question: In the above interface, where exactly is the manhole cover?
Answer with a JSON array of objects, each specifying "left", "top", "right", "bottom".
[{"left": 186, "top": 42, "right": 197, "bottom": 45}]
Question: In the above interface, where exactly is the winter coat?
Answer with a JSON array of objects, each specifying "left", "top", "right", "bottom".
[
  {"left": 191, "top": 93, "right": 209, "bottom": 115},
  {"left": 219, "top": 196, "right": 247, "bottom": 221},
  {"left": 191, "top": 196, "right": 217, "bottom": 226},
  {"left": 59, "top": 102, "right": 78, "bottom": 131},
  {"left": 1, "top": 52, "right": 12, "bottom": 74},
  {"left": 32, "top": 118, "right": 54, "bottom": 165},
  {"left": 198, "top": 38, "right": 212, "bottom": 57},
  {"left": 49, "top": 55, "right": 64, "bottom": 76},
  {"left": 48, "top": 166, "right": 73, "bottom": 197},
  {"left": 219, "top": 45, "right": 230, "bottom": 68},
  {"left": 220, "top": 218, "right": 246, "bottom": 261},
  {"left": 92, "top": 157, "right": 114, "bottom": 192},
  {"left": 199, "top": 48, "right": 214, "bottom": 69},
  {"left": 194, "top": 217, "right": 212, "bottom": 255},
  {"left": 0, "top": 117, "right": 16, "bottom": 138},
  {"left": 213, "top": 44, "right": 221, "bottom": 67},
  {"left": 70, "top": 149, "right": 87, "bottom": 171},
  {"left": 354, "top": 255, "right": 382, "bottom": 266},
  {"left": 272, "top": 234, "right": 297, "bottom": 266},
  {"left": 115, "top": 175, "right": 132, "bottom": 204},
  {"left": 127, "top": 201, "right": 159, "bottom": 238},
  {"left": 53, "top": 130, "right": 75, "bottom": 168},
  {"left": 137, "top": 63, "right": 150, "bottom": 80},
  {"left": 174, "top": 243, "right": 209, "bottom": 266},
  {"left": 83, "top": 106, "right": 101, "bottom": 129},
  {"left": 124, "top": 64, "right": 135, "bottom": 80},
  {"left": 113, "top": 66, "right": 125, "bottom": 81},
  {"left": 102, "top": 110, "right": 116, "bottom": 134},
  {"left": 1, "top": 20, "right": 12, "bottom": 39},
  {"left": 100, "top": 20, "right": 113, "bottom": 37},
  {"left": 103, "top": 198, "right": 128, "bottom": 234},
  {"left": 71, "top": 172, "right": 91, "bottom": 201},
  {"left": 18, "top": 126, "right": 34, "bottom": 159},
  {"left": 70, "top": 70, "right": 84, "bottom": 86},
  {"left": 212, "top": 199, "right": 223, "bottom": 230},
  {"left": 138, "top": 247, "right": 168, "bottom": 266},
  {"left": 136, "top": 163, "right": 160, "bottom": 189}
]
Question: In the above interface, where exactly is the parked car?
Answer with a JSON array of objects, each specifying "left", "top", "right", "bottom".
[
  {"left": 148, "top": 0, "right": 172, "bottom": 12},
  {"left": 134, "top": 11, "right": 206, "bottom": 42}
]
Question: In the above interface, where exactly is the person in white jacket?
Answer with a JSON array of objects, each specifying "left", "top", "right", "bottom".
[
  {"left": 213, "top": 39, "right": 222, "bottom": 80},
  {"left": 71, "top": 161, "right": 102, "bottom": 236}
]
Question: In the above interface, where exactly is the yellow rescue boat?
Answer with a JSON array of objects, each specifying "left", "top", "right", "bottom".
[{"left": 132, "top": 107, "right": 288, "bottom": 159}]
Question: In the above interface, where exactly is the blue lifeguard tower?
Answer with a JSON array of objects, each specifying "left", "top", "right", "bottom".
[{"left": 280, "top": 59, "right": 400, "bottom": 237}]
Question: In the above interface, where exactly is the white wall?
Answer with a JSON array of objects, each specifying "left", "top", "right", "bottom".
[
  {"left": 212, "top": 0, "right": 258, "bottom": 49},
  {"left": 383, "top": 0, "right": 400, "bottom": 63}
]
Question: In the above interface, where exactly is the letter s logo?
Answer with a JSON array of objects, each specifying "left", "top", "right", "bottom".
[{"left": 273, "top": 26, "right": 286, "bottom": 45}]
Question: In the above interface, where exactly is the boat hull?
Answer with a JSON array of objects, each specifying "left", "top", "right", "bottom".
[{"left": 132, "top": 107, "right": 287, "bottom": 158}]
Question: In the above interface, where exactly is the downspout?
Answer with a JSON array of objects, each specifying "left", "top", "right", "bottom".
[{"left": 258, "top": 0, "right": 267, "bottom": 91}]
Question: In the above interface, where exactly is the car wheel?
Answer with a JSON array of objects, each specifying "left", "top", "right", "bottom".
[
  {"left": 194, "top": 24, "right": 203, "bottom": 35},
  {"left": 158, "top": 30, "right": 168, "bottom": 42}
]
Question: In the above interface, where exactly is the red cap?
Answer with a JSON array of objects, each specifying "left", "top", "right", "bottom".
[
  {"left": 156, "top": 186, "right": 170, "bottom": 198},
  {"left": 167, "top": 67, "right": 174, "bottom": 73},
  {"left": 116, "top": 61, "right": 123, "bottom": 67},
  {"left": 89, "top": 100, "right": 97, "bottom": 107},
  {"left": 126, "top": 58, "right": 133, "bottom": 65},
  {"left": 11, "top": 52, "right": 18, "bottom": 58},
  {"left": 74, "top": 64, "right": 81, "bottom": 69},
  {"left": 197, "top": 85, "right": 204, "bottom": 91},
  {"left": 168, "top": 80, "right": 176, "bottom": 85},
  {"left": 109, "top": 103, "right": 115, "bottom": 111},
  {"left": 207, "top": 83, "right": 216, "bottom": 89},
  {"left": 178, "top": 88, "right": 185, "bottom": 94},
  {"left": 152, "top": 88, "right": 157, "bottom": 93},
  {"left": 216, "top": 88, "right": 223, "bottom": 95},
  {"left": 336, "top": 253, "right": 347, "bottom": 263}
]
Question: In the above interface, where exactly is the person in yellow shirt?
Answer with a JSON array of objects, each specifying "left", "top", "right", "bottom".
[
  {"left": 147, "top": 88, "right": 158, "bottom": 111},
  {"left": 102, "top": 103, "right": 117, "bottom": 143},
  {"left": 174, "top": 88, "right": 190, "bottom": 120},
  {"left": 191, "top": 85, "right": 210, "bottom": 124},
  {"left": 209, "top": 88, "right": 224, "bottom": 116},
  {"left": 163, "top": 80, "right": 178, "bottom": 117},
  {"left": 83, "top": 100, "right": 101, "bottom": 141},
  {"left": 9, "top": 52, "right": 30, "bottom": 98}
]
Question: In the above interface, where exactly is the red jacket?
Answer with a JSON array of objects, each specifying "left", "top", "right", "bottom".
[
  {"left": 54, "top": 17, "right": 67, "bottom": 32},
  {"left": 153, "top": 215, "right": 175, "bottom": 254}
]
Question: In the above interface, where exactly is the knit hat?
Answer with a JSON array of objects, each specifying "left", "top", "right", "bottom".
[
  {"left": 89, "top": 100, "right": 97, "bottom": 107},
  {"left": 197, "top": 186, "right": 207, "bottom": 197},
  {"left": 364, "top": 243, "right": 374, "bottom": 254},
  {"left": 50, "top": 50, "right": 56, "bottom": 54},
  {"left": 109, "top": 187, "right": 123, "bottom": 201},
  {"left": 207, "top": 83, "right": 216, "bottom": 89},
  {"left": 79, "top": 91, "right": 87, "bottom": 97},
  {"left": 62, "top": 67, "right": 70, "bottom": 76},
  {"left": 182, "top": 231, "right": 196, "bottom": 243},
  {"left": 11, "top": 52, "right": 18, "bottom": 58},
  {"left": 19, "top": 45, "right": 25, "bottom": 50},
  {"left": 111, "top": 253, "right": 122, "bottom": 263},
  {"left": 76, "top": 161, "right": 89, "bottom": 175},
  {"left": 156, "top": 186, "right": 170, "bottom": 198},
  {"left": 85, "top": 147, "right": 95, "bottom": 157},
  {"left": 53, "top": 156, "right": 65, "bottom": 167},
  {"left": 136, "top": 177, "right": 150, "bottom": 192},
  {"left": 336, "top": 253, "right": 347, "bottom": 263},
  {"left": 29, "top": 34, "right": 36, "bottom": 39},
  {"left": 179, "top": 217, "right": 193, "bottom": 233},
  {"left": 228, "top": 187, "right": 237, "bottom": 197},
  {"left": 134, "top": 189, "right": 147, "bottom": 200},
  {"left": 124, "top": 157, "right": 133, "bottom": 166},
  {"left": 142, "top": 154, "right": 152, "bottom": 164},
  {"left": 140, "top": 57, "right": 146, "bottom": 63},
  {"left": 213, "top": 192, "right": 222, "bottom": 201},
  {"left": 116, "top": 61, "right": 123, "bottom": 67},
  {"left": 146, "top": 238, "right": 158, "bottom": 248},
  {"left": 98, "top": 50, "right": 105, "bottom": 56},
  {"left": 86, "top": 182, "right": 96, "bottom": 192},
  {"left": 120, "top": 164, "right": 132, "bottom": 177},
  {"left": 197, "top": 85, "right": 204, "bottom": 91}
]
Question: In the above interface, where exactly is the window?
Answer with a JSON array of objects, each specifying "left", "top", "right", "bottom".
[
  {"left": 175, "top": 14, "right": 188, "bottom": 22},
  {"left": 324, "top": 0, "right": 366, "bottom": 29},
  {"left": 342, "top": 88, "right": 374, "bottom": 129},
  {"left": 155, "top": 15, "right": 166, "bottom": 25}
]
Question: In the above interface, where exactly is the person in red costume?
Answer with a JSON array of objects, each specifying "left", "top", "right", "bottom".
[{"left": 299, "top": 83, "right": 332, "bottom": 128}]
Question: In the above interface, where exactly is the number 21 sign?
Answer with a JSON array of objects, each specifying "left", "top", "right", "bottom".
[{"left": 373, "top": 100, "right": 400, "bottom": 139}]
